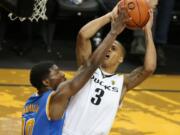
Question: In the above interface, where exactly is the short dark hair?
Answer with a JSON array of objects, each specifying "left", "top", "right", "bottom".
[
  {"left": 30, "top": 61, "right": 55, "bottom": 90},
  {"left": 115, "top": 40, "right": 126, "bottom": 58}
]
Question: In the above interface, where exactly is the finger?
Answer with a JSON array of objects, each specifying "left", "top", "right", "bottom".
[
  {"left": 122, "top": 16, "right": 131, "bottom": 24},
  {"left": 125, "top": 17, "right": 132, "bottom": 23},
  {"left": 110, "top": 13, "right": 115, "bottom": 22},
  {"left": 149, "top": 9, "right": 153, "bottom": 13},
  {"left": 148, "top": 9, "right": 153, "bottom": 15},
  {"left": 118, "top": 1, "right": 127, "bottom": 12},
  {"left": 148, "top": 10, "right": 154, "bottom": 20},
  {"left": 112, "top": 12, "right": 119, "bottom": 22},
  {"left": 119, "top": 8, "right": 129, "bottom": 20},
  {"left": 117, "top": 11, "right": 126, "bottom": 21},
  {"left": 120, "top": 6, "right": 127, "bottom": 10},
  {"left": 118, "top": 6, "right": 128, "bottom": 15},
  {"left": 119, "top": 0, "right": 124, "bottom": 7}
]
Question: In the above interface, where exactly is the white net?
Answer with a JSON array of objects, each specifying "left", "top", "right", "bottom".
[{"left": 8, "top": 0, "right": 48, "bottom": 22}]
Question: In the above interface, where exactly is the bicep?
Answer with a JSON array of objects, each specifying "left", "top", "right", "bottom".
[
  {"left": 124, "top": 67, "right": 152, "bottom": 91},
  {"left": 48, "top": 61, "right": 96, "bottom": 119},
  {"left": 49, "top": 70, "right": 90, "bottom": 119},
  {"left": 119, "top": 84, "right": 127, "bottom": 106},
  {"left": 48, "top": 82, "right": 71, "bottom": 120},
  {"left": 76, "top": 34, "right": 92, "bottom": 67}
]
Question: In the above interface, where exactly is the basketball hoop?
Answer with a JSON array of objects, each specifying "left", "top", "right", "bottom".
[{"left": 8, "top": 0, "right": 48, "bottom": 22}]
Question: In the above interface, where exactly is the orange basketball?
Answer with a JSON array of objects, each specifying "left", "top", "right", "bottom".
[{"left": 120, "top": 0, "right": 150, "bottom": 29}]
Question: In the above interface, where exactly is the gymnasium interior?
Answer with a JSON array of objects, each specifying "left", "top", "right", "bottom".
[{"left": 0, "top": 0, "right": 180, "bottom": 135}]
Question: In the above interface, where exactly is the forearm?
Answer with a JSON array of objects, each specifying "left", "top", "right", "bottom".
[
  {"left": 68, "top": 31, "right": 118, "bottom": 96},
  {"left": 79, "top": 12, "right": 112, "bottom": 39},
  {"left": 124, "top": 10, "right": 156, "bottom": 91},
  {"left": 144, "top": 28, "right": 157, "bottom": 72},
  {"left": 124, "top": 30, "right": 157, "bottom": 91},
  {"left": 67, "top": 4, "right": 127, "bottom": 95},
  {"left": 76, "top": 12, "right": 112, "bottom": 67},
  {"left": 90, "top": 31, "right": 117, "bottom": 65}
]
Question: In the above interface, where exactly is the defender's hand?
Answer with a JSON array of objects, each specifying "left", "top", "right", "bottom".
[
  {"left": 111, "top": 6, "right": 130, "bottom": 35},
  {"left": 110, "top": 1, "right": 120, "bottom": 21}
]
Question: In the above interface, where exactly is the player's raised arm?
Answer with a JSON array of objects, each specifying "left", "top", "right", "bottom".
[
  {"left": 49, "top": 8, "right": 128, "bottom": 120},
  {"left": 124, "top": 10, "right": 157, "bottom": 91},
  {"left": 76, "top": 4, "right": 120, "bottom": 67}
]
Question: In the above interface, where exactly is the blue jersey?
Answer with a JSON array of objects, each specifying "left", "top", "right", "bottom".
[{"left": 22, "top": 90, "right": 65, "bottom": 135}]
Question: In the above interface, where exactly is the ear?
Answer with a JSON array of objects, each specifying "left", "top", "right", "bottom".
[
  {"left": 118, "top": 57, "right": 124, "bottom": 63},
  {"left": 42, "top": 79, "right": 50, "bottom": 87}
]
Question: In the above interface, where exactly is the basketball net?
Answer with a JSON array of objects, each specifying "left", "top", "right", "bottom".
[{"left": 8, "top": 0, "right": 48, "bottom": 22}]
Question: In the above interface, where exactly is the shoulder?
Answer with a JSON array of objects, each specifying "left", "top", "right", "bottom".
[
  {"left": 45, "top": 91, "right": 56, "bottom": 121},
  {"left": 116, "top": 73, "right": 124, "bottom": 77},
  {"left": 24, "top": 93, "right": 39, "bottom": 105},
  {"left": 115, "top": 73, "right": 124, "bottom": 81}
]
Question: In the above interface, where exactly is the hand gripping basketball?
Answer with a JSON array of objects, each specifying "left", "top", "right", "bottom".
[{"left": 119, "top": 0, "right": 150, "bottom": 29}]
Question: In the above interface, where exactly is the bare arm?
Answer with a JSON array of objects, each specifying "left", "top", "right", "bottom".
[
  {"left": 76, "top": 12, "right": 112, "bottom": 67},
  {"left": 124, "top": 11, "right": 157, "bottom": 91},
  {"left": 49, "top": 8, "right": 127, "bottom": 120},
  {"left": 147, "top": 0, "right": 159, "bottom": 9},
  {"left": 76, "top": 3, "right": 120, "bottom": 67}
]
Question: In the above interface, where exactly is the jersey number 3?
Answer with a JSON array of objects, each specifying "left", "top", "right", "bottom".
[{"left": 91, "top": 88, "right": 105, "bottom": 105}]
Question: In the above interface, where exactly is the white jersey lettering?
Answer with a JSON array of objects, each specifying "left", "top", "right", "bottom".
[{"left": 62, "top": 68, "right": 124, "bottom": 135}]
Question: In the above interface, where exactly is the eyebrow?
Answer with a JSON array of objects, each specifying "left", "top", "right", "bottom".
[{"left": 112, "top": 44, "right": 118, "bottom": 49}]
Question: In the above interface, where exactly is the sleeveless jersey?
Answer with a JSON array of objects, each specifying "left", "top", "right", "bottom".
[
  {"left": 62, "top": 68, "right": 124, "bottom": 135},
  {"left": 22, "top": 90, "right": 65, "bottom": 135}
]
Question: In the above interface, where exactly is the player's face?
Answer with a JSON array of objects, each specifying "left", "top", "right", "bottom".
[
  {"left": 102, "top": 41, "right": 124, "bottom": 67},
  {"left": 47, "top": 64, "right": 66, "bottom": 90}
]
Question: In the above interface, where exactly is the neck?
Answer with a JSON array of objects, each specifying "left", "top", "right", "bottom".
[
  {"left": 100, "top": 64, "right": 118, "bottom": 74},
  {"left": 38, "top": 87, "right": 49, "bottom": 95}
]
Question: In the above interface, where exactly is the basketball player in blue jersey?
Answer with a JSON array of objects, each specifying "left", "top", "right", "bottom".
[
  {"left": 62, "top": 3, "right": 157, "bottom": 135},
  {"left": 22, "top": 6, "right": 129, "bottom": 135}
]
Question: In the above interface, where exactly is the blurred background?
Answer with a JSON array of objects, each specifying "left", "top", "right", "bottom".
[
  {"left": 0, "top": 0, "right": 180, "bottom": 135},
  {"left": 0, "top": 0, "right": 179, "bottom": 74}
]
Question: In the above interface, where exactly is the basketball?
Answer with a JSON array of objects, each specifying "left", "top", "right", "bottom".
[{"left": 120, "top": 0, "right": 150, "bottom": 29}]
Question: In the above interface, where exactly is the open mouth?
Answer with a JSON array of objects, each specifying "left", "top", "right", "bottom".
[{"left": 105, "top": 54, "right": 110, "bottom": 59}]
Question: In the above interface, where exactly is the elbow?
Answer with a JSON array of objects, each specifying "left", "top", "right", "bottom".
[
  {"left": 78, "top": 29, "right": 87, "bottom": 40},
  {"left": 144, "top": 63, "right": 157, "bottom": 74},
  {"left": 77, "top": 31, "right": 84, "bottom": 41}
]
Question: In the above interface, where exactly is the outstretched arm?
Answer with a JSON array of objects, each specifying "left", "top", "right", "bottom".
[
  {"left": 49, "top": 7, "right": 127, "bottom": 120},
  {"left": 124, "top": 11, "right": 157, "bottom": 91},
  {"left": 76, "top": 5, "right": 119, "bottom": 67}
]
